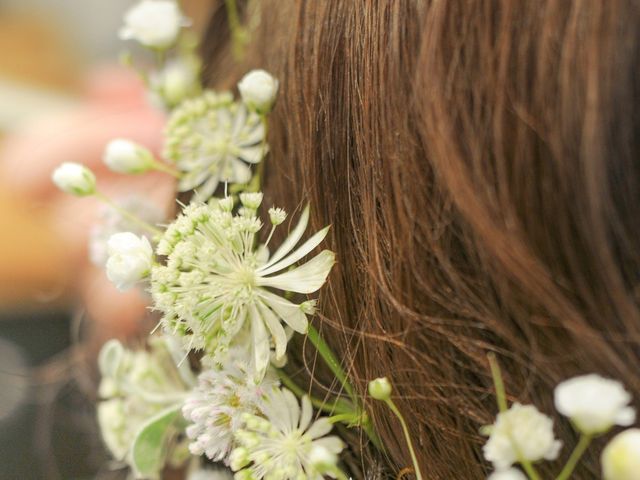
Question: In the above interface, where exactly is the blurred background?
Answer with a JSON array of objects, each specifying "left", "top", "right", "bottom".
[{"left": 0, "top": 1, "right": 209, "bottom": 478}]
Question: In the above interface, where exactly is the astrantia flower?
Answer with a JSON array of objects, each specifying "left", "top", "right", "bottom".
[
  {"left": 164, "top": 91, "right": 265, "bottom": 199},
  {"left": 182, "top": 352, "right": 279, "bottom": 462},
  {"left": 150, "top": 197, "right": 334, "bottom": 375},
  {"left": 554, "top": 374, "right": 636, "bottom": 435},
  {"left": 119, "top": 0, "right": 189, "bottom": 49},
  {"left": 230, "top": 388, "right": 344, "bottom": 479},
  {"left": 483, "top": 403, "right": 562, "bottom": 470},
  {"left": 602, "top": 428, "right": 640, "bottom": 480}
]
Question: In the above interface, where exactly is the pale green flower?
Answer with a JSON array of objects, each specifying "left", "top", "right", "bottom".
[
  {"left": 164, "top": 91, "right": 265, "bottom": 199},
  {"left": 150, "top": 196, "right": 334, "bottom": 376}
]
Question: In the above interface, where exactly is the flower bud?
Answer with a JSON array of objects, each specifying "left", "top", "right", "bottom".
[
  {"left": 368, "top": 377, "right": 392, "bottom": 401},
  {"left": 238, "top": 69, "right": 279, "bottom": 114},
  {"left": 239, "top": 192, "right": 264, "bottom": 210},
  {"left": 268, "top": 207, "right": 287, "bottom": 226},
  {"left": 106, "top": 232, "right": 153, "bottom": 291},
  {"left": 104, "top": 139, "right": 154, "bottom": 174},
  {"left": 119, "top": 0, "right": 189, "bottom": 49},
  {"left": 229, "top": 447, "right": 250, "bottom": 471},
  {"left": 52, "top": 162, "right": 96, "bottom": 196},
  {"left": 602, "top": 428, "right": 640, "bottom": 480}
]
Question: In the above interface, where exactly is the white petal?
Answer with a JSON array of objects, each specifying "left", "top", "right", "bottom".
[
  {"left": 257, "top": 226, "right": 330, "bottom": 276},
  {"left": 193, "top": 174, "right": 221, "bottom": 201},
  {"left": 283, "top": 388, "right": 301, "bottom": 431},
  {"left": 257, "top": 301, "right": 288, "bottom": 360},
  {"left": 250, "top": 304, "right": 271, "bottom": 376},
  {"left": 616, "top": 407, "right": 636, "bottom": 426},
  {"left": 305, "top": 418, "right": 333, "bottom": 439},
  {"left": 258, "top": 290, "right": 308, "bottom": 333},
  {"left": 258, "top": 250, "right": 335, "bottom": 293},
  {"left": 231, "top": 159, "right": 252, "bottom": 183},
  {"left": 299, "top": 395, "right": 313, "bottom": 431},
  {"left": 312, "top": 436, "right": 344, "bottom": 454},
  {"left": 237, "top": 144, "right": 265, "bottom": 164},
  {"left": 259, "top": 205, "right": 310, "bottom": 270}
]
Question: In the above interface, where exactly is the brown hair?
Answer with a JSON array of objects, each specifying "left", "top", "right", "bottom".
[{"left": 202, "top": 1, "right": 640, "bottom": 478}]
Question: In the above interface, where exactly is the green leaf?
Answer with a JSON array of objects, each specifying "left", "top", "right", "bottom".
[{"left": 131, "top": 405, "right": 182, "bottom": 478}]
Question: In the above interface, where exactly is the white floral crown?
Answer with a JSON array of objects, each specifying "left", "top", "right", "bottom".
[{"left": 50, "top": 2, "right": 640, "bottom": 479}]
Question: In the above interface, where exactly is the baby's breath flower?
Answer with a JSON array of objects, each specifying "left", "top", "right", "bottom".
[
  {"left": 51, "top": 162, "right": 96, "bottom": 196},
  {"left": 103, "top": 139, "right": 154, "bottom": 174},
  {"left": 483, "top": 403, "right": 562, "bottom": 470},
  {"left": 231, "top": 388, "right": 344, "bottom": 479},
  {"left": 268, "top": 207, "right": 287, "bottom": 226},
  {"left": 106, "top": 232, "right": 154, "bottom": 291},
  {"left": 150, "top": 199, "right": 334, "bottom": 375},
  {"left": 487, "top": 468, "right": 527, "bottom": 480},
  {"left": 119, "top": 0, "right": 189, "bottom": 49},
  {"left": 237, "top": 70, "right": 279, "bottom": 115},
  {"left": 602, "top": 428, "right": 640, "bottom": 480},
  {"left": 182, "top": 353, "right": 279, "bottom": 463},
  {"left": 164, "top": 91, "right": 265, "bottom": 199},
  {"left": 554, "top": 374, "right": 636, "bottom": 435}
]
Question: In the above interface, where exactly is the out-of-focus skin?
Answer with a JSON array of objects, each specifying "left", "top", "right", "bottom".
[{"left": 0, "top": 65, "right": 175, "bottom": 339}]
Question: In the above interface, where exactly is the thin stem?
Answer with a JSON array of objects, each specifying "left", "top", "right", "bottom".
[
  {"left": 277, "top": 369, "right": 355, "bottom": 416},
  {"left": 327, "top": 412, "right": 361, "bottom": 425},
  {"left": 94, "top": 192, "right": 163, "bottom": 237},
  {"left": 385, "top": 399, "right": 423, "bottom": 480},
  {"left": 306, "top": 324, "right": 357, "bottom": 404},
  {"left": 224, "top": 0, "right": 246, "bottom": 60},
  {"left": 519, "top": 460, "right": 541, "bottom": 480},
  {"left": 150, "top": 159, "right": 182, "bottom": 178},
  {"left": 488, "top": 353, "right": 508, "bottom": 413},
  {"left": 555, "top": 435, "right": 592, "bottom": 480}
]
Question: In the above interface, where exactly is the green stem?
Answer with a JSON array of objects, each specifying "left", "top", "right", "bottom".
[
  {"left": 277, "top": 369, "right": 356, "bottom": 416},
  {"left": 519, "top": 460, "right": 541, "bottom": 480},
  {"left": 555, "top": 435, "right": 592, "bottom": 480},
  {"left": 150, "top": 159, "right": 182, "bottom": 179},
  {"left": 94, "top": 192, "right": 163, "bottom": 237},
  {"left": 328, "top": 412, "right": 361, "bottom": 425},
  {"left": 306, "top": 324, "right": 357, "bottom": 404},
  {"left": 224, "top": 0, "right": 246, "bottom": 60},
  {"left": 487, "top": 353, "right": 508, "bottom": 413},
  {"left": 385, "top": 398, "right": 423, "bottom": 480}
]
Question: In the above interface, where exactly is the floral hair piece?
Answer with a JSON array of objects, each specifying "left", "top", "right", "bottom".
[{"left": 50, "top": 2, "right": 639, "bottom": 479}]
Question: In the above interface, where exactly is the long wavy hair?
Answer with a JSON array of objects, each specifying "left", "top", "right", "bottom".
[{"left": 201, "top": 1, "right": 640, "bottom": 477}]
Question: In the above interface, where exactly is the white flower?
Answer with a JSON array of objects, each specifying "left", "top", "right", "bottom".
[
  {"left": 237, "top": 70, "right": 279, "bottom": 115},
  {"left": 554, "top": 374, "right": 636, "bottom": 435},
  {"left": 150, "top": 56, "right": 202, "bottom": 109},
  {"left": 483, "top": 403, "right": 562, "bottom": 470},
  {"left": 487, "top": 468, "right": 527, "bottom": 480},
  {"left": 103, "top": 139, "right": 154, "bottom": 174},
  {"left": 119, "top": 0, "right": 189, "bottom": 49},
  {"left": 51, "top": 162, "right": 96, "bottom": 196},
  {"left": 164, "top": 90, "right": 265, "bottom": 199},
  {"left": 106, "top": 232, "right": 154, "bottom": 291},
  {"left": 97, "top": 338, "right": 190, "bottom": 464},
  {"left": 182, "top": 354, "right": 279, "bottom": 462},
  {"left": 602, "top": 429, "right": 640, "bottom": 480},
  {"left": 230, "top": 388, "right": 344, "bottom": 479},
  {"left": 150, "top": 198, "right": 334, "bottom": 376},
  {"left": 89, "top": 196, "right": 165, "bottom": 267}
]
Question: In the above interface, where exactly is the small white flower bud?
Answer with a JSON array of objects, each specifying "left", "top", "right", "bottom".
[
  {"left": 218, "top": 196, "right": 235, "bottom": 212},
  {"left": 239, "top": 192, "right": 264, "bottom": 210},
  {"left": 229, "top": 447, "right": 250, "bottom": 471},
  {"left": 368, "top": 377, "right": 392, "bottom": 401},
  {"left": 602, "top": 428, "right": 640, "bottom": 480},
  {"left": 237, "top": 70, "right": 279, "bottom": 114},
  {"left": 52, "top": 162, "right": 96, "bottom": 196},
  {"left": 268, "top": 207, "right": 287, "bottom": 225},
  {"left": 554, "top": 374, "right": 636, "bottom": 435},
  {"left": 119, "top": 0, "right": 189, "bottom": 50},
  {"left": 103, "top": 139, "right": 154, "bottom": 174},
  {"left": 488, "top": 468, "right": 527, "bottom": 480},
  {"left": 106, "top": 232, "right": 153, "bottom": 291}
]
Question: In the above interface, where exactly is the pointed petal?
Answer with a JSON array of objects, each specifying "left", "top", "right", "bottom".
[
  {"left": 259, "top": 205, "right": 309, "bottom": 270},
  {"left": 193, "top": 173, "right": 220, "bottom": 200},
  {"left": 257, "top": 301, "right": 288, "bottom": 360},
  {"left": 313, "top": 436, "right": 344, "bottom": 453},
  {"left": 258, "top": 250, "right": 335, "bottom": 294},
  {"left": 305, "top": 418, "right": 333, "bottom": 439},
  {"left": 231, "top": 159, "right": 252, "bottom": 183},
  {"left": 249, "top": 304, "right": 270, "bottom": 376},
  {"left": 238, "top": 144, "right": 265, "bottom": 164},
  {"left": 299, "top": 395, "right": 313, "bottom": 431},
  {"left": 257, "top": 226, "right": 330, "bottom": 276},
  {"left": 258, "top": 290, "right": 308, "bottom": 333}
]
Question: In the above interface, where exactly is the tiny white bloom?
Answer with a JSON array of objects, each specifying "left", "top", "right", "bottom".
[
  {"left": 182, "top": 354, "right": 279, "bottom": 462},
  {"left": 51, "top": 162, "right": 96, "bottom": 196},
  {"left": 119, "top": 0, "right": 189, "bottom": 49},
  {"left": 554, "top": 374, "right": 636, "bottom": 435},
  {"left": 268, "top": 207, "right": 287, "bottom": 226},
  {"left": 237, "top": 69, "right": 279, "bottom": 115},
  {"left": 487, "top": 468, "right": 527, "bottom": 480},
  {"left": 483, "top": 403, "right": 562, "bottom": 470},
  {"left": 106, "top": 232, "right": 153, "bottom": 291},
  {"left": 368, "top": 376, "right": 392, "bottom": 401},
  {"left": 602, "top": 428, "right": 640, "bottom": 480},
  {"left": 89, "top": 196, "right": 164, "bottom": 267},
  {"left": 150, "top": 56, "right": 202, "bottom": 109},
  {"left": 103, "top": 139, "right": 154, "bottom": 174},
  {"left": 231, "top": 388, "right": 344, "bottom": 479},
  {"left": 151, "top": 199, "right": 334, "bottom": 376},
  {"left": 164, "top": 91, "right": 266, "bottom": 199}
]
